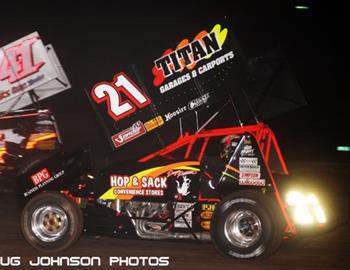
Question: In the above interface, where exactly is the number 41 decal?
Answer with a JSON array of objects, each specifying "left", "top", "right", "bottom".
[{"left": 91, "top": 72, "right": 151, "bottom": 121}]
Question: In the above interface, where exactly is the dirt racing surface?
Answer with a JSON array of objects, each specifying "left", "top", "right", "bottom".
[{"left": 1, "top": 162, "right": 349, "bottom": 270}]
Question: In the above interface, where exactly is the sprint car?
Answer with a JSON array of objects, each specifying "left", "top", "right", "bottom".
[
  {"left": 15, "top": 119, "right": 327, "bottom": 259},
  {"left": 2, "top": 19, "right": 328, "bottom": 260}
]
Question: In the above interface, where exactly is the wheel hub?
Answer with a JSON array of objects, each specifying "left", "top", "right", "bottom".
[
  {"left": 224, "top": 210, "right": 262, "bottom": 248},
  {"left": 31, "top": 206, "right": 68, "bottom": 242}
]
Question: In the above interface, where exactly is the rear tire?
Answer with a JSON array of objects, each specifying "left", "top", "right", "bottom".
[
  {"left": 21, "top": 192, "right": 83, "bottom": 252},
  {"left": 211, "top": 190, "right": 283, "bottom": 259}
]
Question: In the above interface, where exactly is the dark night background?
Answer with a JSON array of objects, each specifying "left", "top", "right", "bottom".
[{"left": 1, "top": 0, "right": 348, "bottom": 166}]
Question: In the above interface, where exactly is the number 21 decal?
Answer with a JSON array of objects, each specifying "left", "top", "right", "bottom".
[{"left": 91, "top": 72, "right": 151, "bottom": 121}]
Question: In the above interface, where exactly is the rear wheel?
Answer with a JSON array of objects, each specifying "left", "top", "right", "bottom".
[
  {"left": 21, "top": 192, "right": 83, "bottom": 252},
  {"left": 211, "top": 190, "right": 284, "bottom": 259}
]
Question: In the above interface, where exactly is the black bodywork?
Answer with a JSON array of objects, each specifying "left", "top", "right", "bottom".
[{"left": 15, "top": 131, "right": 275, "bottom": 237}]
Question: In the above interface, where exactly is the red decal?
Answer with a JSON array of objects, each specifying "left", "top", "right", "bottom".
[
  {"left": 31, "top": 168, "right": 51, "bottom": 186},
  {"left": 111, "top": 121, "right": 146, "bottom": 148},
  {"left": 0, "top": 37, "right": 44, "bottom": 83},
  {"left": 239, "top": 172, "right": 261, "bottom": 179},
  {"left": 91, "top": 72, "right": 151, "bottom": 121}
]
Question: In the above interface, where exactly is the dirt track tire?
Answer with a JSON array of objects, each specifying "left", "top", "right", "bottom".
[
  {"left": 21, "top": 192, "right": 83, "bottom": 252},
  {"left": 211, "top": 190, "right": 284, "bottom": 259}
]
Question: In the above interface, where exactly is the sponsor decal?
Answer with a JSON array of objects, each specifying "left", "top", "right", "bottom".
[
  {"left": 158, "top": 51, "right": 233, "bottom": 94},
  {"left": 239, "top": 164, "right": 261, "bottom": 173},
  {"left": 239, "top": 157, "right": 258, "bottom": 165},
  {"left": 240, "top": 145, "right": 255, "bottom": 157},
  {"left": 167, "top": 169, "right": 197, "bottom": 198},
  {"left": 239, "top": 179, "right": 266, "bottom": 186},
  {"left": 187, "top": 93, "right": 210, "bottom": 110},
  {"left": 159, "top": 73, "right": 191, "bottom": 94},
  {"left": 0, "top": 37, "right": 44, "bottom": 84},
  {"left": 99, "top": 161, "right": 200, "bottom": 200},
  {"left": 202, "top": 204, "right": 216, "bottom": 211},
  {"left": 174, "top": 202, "right": 194, "bottom": 228},
  {"left": 167, "top": 169, "right": 197, "bottom": 178},
  {"left": 25, "top": 170, "right": 64, "bottom": 197},
  {"left": 200, "top": 211, "right": 213, "bottom": 220},
  {"left": 144, "top": 116, "right": 164, "bottom": 132},
  {"left": 164, "top": 106, "right": 187, "bottom": 122},
  {"left": 0, "top": 32, "right": 58, "bottom": 106},
  {"left": 238, "top": 155, "right": 264, "bottom": 186},
  {"left": 153, "top": 24, "right": 227, "bottom": 84},
  {"left": 200, "top": 204, "right": 215, "bottom": 230},
  {"left": 111, "top": 121, "right": 146, "bottom": 149},
  {"left": 31, "top": 168, "right": 51, "bottom": 186},
  {"left": 195, "top": 51, "right": 233, "bottom": 75},
  {"left": 176, "top": 175, "right": 191, "bottom": 197},
  {"left": 152, "top": 24, "right": 234, "bottom": 93},
  {"left": 110, "top": 175, "right": 167, "bottom": 197},
  {"left": 200, "top": 220, "right": 211, "bottom": 230},
  {"left": 239, "top": 172, "right": 261, "bottom": 179}
]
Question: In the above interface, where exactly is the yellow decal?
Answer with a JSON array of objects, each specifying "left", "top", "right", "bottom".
[
  {"left": 200, "top": 211, "right": 213, "bottom": 220},
  {"left": 100, "top": 161, "right": 200, "bottom": 200},
  {"left": 202, "top": 204, "right": 216, "bottom": 211},
  {"left": 205, "top": 24, "right": 228, "bottom": 59},
  {"left": 200, "top": 220, "right": 211, "bottom": 230},
  {"left": 144, "top": 116, "right": 164, "bottom": 132}
]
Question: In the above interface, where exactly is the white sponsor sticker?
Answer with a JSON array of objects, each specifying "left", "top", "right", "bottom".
[
  {"left": 240, "top": 145, "right": 255, "bottom": 156},
  {"left": 239, "top": 157, "right": 258, "bottom": 165},
  {"left": 187, "top": 93, "right": 210, "bottom": 110},
  {"left": 111, "top": 121, "right": 146, "bottom": 148},
  {"left": 239, "top": 165, "right": 261, "bottom": 173},
  {"left": 174, "top": 202, "right": 194, "bottom": 228},
  {"left": 239, "top": 179, "right": 266, "bottom": 186}
]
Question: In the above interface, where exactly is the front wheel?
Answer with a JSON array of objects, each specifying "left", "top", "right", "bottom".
[
  {"left": 21, "top": 192, "right": 83, "bottom": 252},
  {"left": 211, "top": 190, "right": 284, "bottom": 259}
]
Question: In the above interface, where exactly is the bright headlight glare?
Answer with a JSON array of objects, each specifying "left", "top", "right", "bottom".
[
  {"left": 294, "top": 207, "right": 314, "bottom": 224},
  {"left": 286, "top": 191, "right": 326, "bottom": 224},
  {"left": 313, "top": 205, "right": 327, "bottom": 223},
  {"left": 286, "top": 191, "right": 305, "bottom": 206},
  {"left": 307, "top": 194, "right": 319, "bottom": 205}
]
